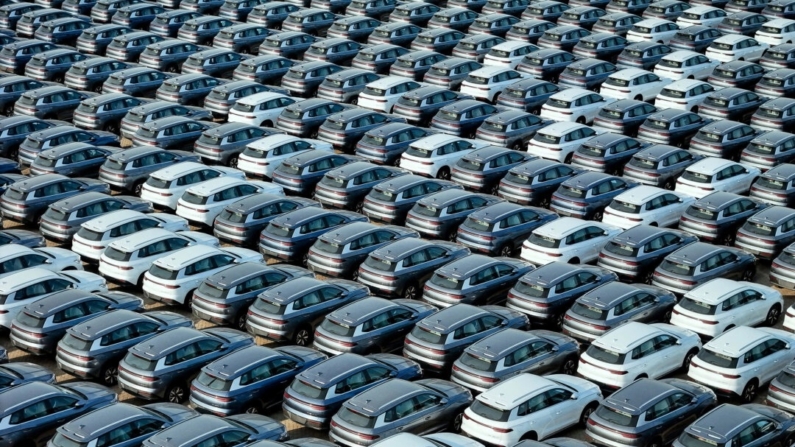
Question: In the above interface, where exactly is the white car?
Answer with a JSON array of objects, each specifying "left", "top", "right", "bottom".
[
  {"left": 228, "top": 92, "right": 298, "bottom": 126},
  {"left": 0, "top": 244, "right": 83, "bottom": 275},
  {"left": 626, "top": 19, "right": 680, "bottom": 44},
  {"left": 461, "top": 374, "right": 601, "bottom": 446},
  {"left": 520, "top": 217, "right": 622, "bottom": 265},
  {"left": 654, "top": 50, "right": 721, "bottom": 81},
  {"left": 578, "top": 322, "right": 702, "bottom": 389},
  {"left": 671, "top": 278, "right": 784, "bottom": 338},
  {"left": 755, "top": 18, "right": 795, "bottom": 47},
  {"left": 676, "top": 6, "right": 727, "bottom": 28},
  {"left": 400, "top": 134, "right": 490, "bottom": 179},
  {"left": 237, "top": 135, "right": 333, "bottom": 179},
  {"left": 460, "top": 66, "right": 527, "bottom": 102},
  {"left": 372, "top": 433, "right": 483, "bottom": 447},
  {"left": 540, "top": 88, "right": 616, "bottom": 125},
  {"left": 527, "top": 122, "right": 601, "bottom": 163},
  {"left": 140, "top": 162, "right": 246, "bottom": 211},
  {"left": 98, "top": 228, "right": 219, "bottom": 286},
  {"left": 675, "top": 158, "right": 761, "bottom": 199},
  {"left": 688, "top": 326, "right": 795, "bottom": 402},
  {"left": 784, "top": 303, "right": 795, "bottom": 332},
  {"left": 176, "top": 177, "right": 284, "bottom": 226},
  {"left": 705, "top": 35, "right": 769, "bottom": 63},
  {"left": 484, "top": 41, "right": 539, "bottom": 69},
  {"left": 142, "top": 245, "right": 263, "bottom": 306},
  {"left": 0, "top": 268, "right": 107, "bottom": 329},
  {"left": 655, "top": 79, "right": 717, "bottom": 112},
  {"left": 603, "top": 185, "right": 695, "bottom": 229},
  {"left": 358, "top": 76, "right": 425, "bottom": 113},
  {"left": 600, "top": 68, "right": 673, "bottom": 101},
  {"left": 72, "top": 210, "right": 189, "bottom": 262}
]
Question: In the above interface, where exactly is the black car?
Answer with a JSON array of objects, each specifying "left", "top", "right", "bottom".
[
  {"left": 756, "top": 68, "right": 795, "bottom": 99},
  {"left": 452, "top": 34, "right": 506, "bottom": 63},
  {"left": 389, "top": 50, "right": 448, "bottom": 81},
  {"left": 761, "top": 44, "right": 795, "bottom": 71},
  {"left": 367, "top": 22, "right": 423, "bottom": 48},
  {"left": 617, "top": 41, "right": 674, "bottom": 69},
  {"left": 0, "top": 39, "right": 59, "bottom": 75},
  {"left": 699, "top": 87, "right": 764, "bottom": 123},
  {"left": 431, "top": 99, "right": 504, "bottom": 138},
  {"left": 516, "top": 48, "right": 578, "bottom": 82},
  {"left": 271, "top": 151, "right": 361, "bottom": 196},
  {"left": 572, "top": 32, "right": 628, "bottom": 62},
  {"left": 592, "top": 99, "right": 658, "bottom": 137},
  {"left": 148, "top": 10, "right": 201, "bottom": 38},
  {"left": 673, "top": 405, "right": 795, "bottom": 447},
  {"left": 537, "top": 25, "right": 591, "bottom": 52},
  {"left": 708, "top": 61, "right": 766, "bottom": 90},
  {"left": 351, "top": 43, "right": 411, "bottom": 75},
  {"left": 558, "top": 57, "right": 618, "bottom": 91},
  {"left": 679, "top": 191, "right": 767, "bottom": 245},
  {"left": 281, "top": 61, "right": 344, "bottom": 98},
  {"left": 506, "top": 19, "right": 557, "bottom": 43},
  {"left": 392, "top": 86, "right": 473, "bottom": 126},
  {"left": 259, "top": 31, "right": 317, "bottom": 59},
  {"left": 669, "top": 25, "right": 722, "bottom": 52},
  {"left": 718, "top": 11, "right": 768, "bottom": 35},
  {"left": 638, "top": 109, "right": 714, "bottom": 148},
  {"left": 495, "top": 78, "right": 563, "bottom": 113}
]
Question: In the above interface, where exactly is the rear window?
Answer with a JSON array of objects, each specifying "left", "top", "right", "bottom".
[
  {"left": 76, "top": 228, "right": 104, "bottom": 242},
  {"left": 197, "top": 282, "right": 228, "bottom": 299},
  {"left": 148, "top": 264, "right": 179, "bottom": 280},
  {"left": 685, "top": 206, "right": 718, "bottom": 221},
  {"left": 742, "top": 221, "right": 776, "bottom": 236},
  {"left": 364, "top": 255, "right": 396, "bottom": 272},
  {"left": 459, "top": 352, "right": 497, "bottom": 372},
  {"left": 410, "top": 326, "right": 445, "bottom": 344},
  {"left": 291, "top": 379, "right": 328, "bottom": 399},
  {"left": 315, "top": 238, "right": 345, "bottom": 254},
  {"left": 430, "top": 273, "right": 463, "bottom": 290},
  {"left": 756, "top": 177, "right": 787, "bottom": 190},
  {"left": 463, "top": 216, "right": 493, "bottom": 231},
  {"left": 104, "top": 247, "right": 132, "bottom": 262},
  {"left": 585, "top": 344, "right": 626, "bottom": 364},
  {"left": 660, "top": 260, "right": 695, "bottom": 276},
  {"left": 196, "top": 372, "right": 232, "bottom": 391},
  {"left": 15, "top": 312, "right": 45, "bottom": 329},
  {"left": 253, "top": 297, "right": 285, "bottom": 315},
  {"left": 571, "top": 302, "right": 608, "bottom": 320},
  {"left": 679, "top": 297, "right": 717, "bottom": 315},
  {"left": 527, "top": 233, "right": 560, "bottom": 248},
  {"left": 595, "top": 406, "right": 638, "bottom": 427},
  {"left": 146, "top": 176, "right": 171, "bottom": 189},
  {"left": 604, "top": 241, "right": 639, "bottom": 257},
  {"left": 123, "top": 352, "right": 157, "bottom": 371},
  {"left": 777, "top": 370, "right": 795, "bottom": 388},
  {"left": 337, "top": 408, "right": 376, "bottom": 428},
  {"left": 469, "top": 400, "right": 510, "bottom": 422},
  {"left": 512, "top": 280, "right": 548, "bottom": 298},
  {"left": 320, "top": 319, "right": 356, "bottom": 336},
  {"left": 697, "top": 348, "right": 738, "bottom": 368},
  {"left": 265, "top": 222, "right": 294, "bottom": 238},
  {"left": 457, "top": 157, "right": 487, "bottom": 171},
  {"left": 609, "top": 200, "right": 641, "bottom": 214},
  {"left": 62, "top": 334, "right": 93, "bottom": 351},
  {"left": 3, "top": 189, "right": 25, "bottom": 201},
  {"left": 414, "top": 203, "right": 442, "bottom": 217},
  {"left": 628, "top": 157, "right": 658, "bottom": 169},
  {"left": 680, "top": 433, "right": 725, "bottom": 447},
  {"left": 182, "top": 192, "right": 209, "bottom": 205}
]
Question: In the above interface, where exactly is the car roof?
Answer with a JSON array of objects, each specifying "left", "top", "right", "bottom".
[
  {"left": 610, "top": 225, "right": 676, "bottom": 246},
  {"left": 539, "top": 121, "right": 586, "bottom": 136},
  {"left": 692, "top": 191, "right": 744, "bottom": 211},
  {"left": 614, "top": 185, "right": 667, "bottom": 205},
  {"left": 609, "top": 68, "right": 650, "bottom": 80},
  {"left": 130, "top": 327, "right": 205, "bottom": 358},
  {"left": 668, "top": 242, "right": 722, "bottom": 264},
  {"left": 686, "top": 278, "right": 747, "bottom": 304},
  {"left": 663, "top": 50, "right": 701, "bottom": 62},
  {"left": 366, "top": 76, "right": 415, "bottom": 89},
  {"left": 471, "top": 65, "right": 516, "bottom": 76},
  {"left": 49, "top": 192, "right": 110, "bottom": 212},
  {"left": 110, "top": 228, "right": 179, "bottom": 252},
  {"left": 185, "top": 177, "right": 246, "bottom": 196},
  {"left": 563, "top": 172, "right": 614, "bottom": 190},
  {"left": 346, "top": 380, "right": 426, "bottom": 414},
  {"left": 765, "top": 163, "right": 795, "bottom": 180},
  {"left": 579, "top": 282, "right": 644, "bottom": 309},
  {"left": 153, "top": 245, "right": 221, "bottom": 270},
  {"left": 417, "top": 304, "right": 488, "bottom": 333},
  {"left": 263, "top": 277, "right": 325, "bottom": 304},
  {"left": 0, "top": 382, "right": 62, "bottom": 415},
  {"left": 205, "top": 262, "right": 271, "bottom": 288},
  {"left": 687, "top": 157, "right": 736, "bottom": 174},
  {"left": 369, "top": 238, "right": 434, "bottom": 261},
  {"left": 469, "top": 328, "right": 538, "bottom": 359},
  {"left": 690, "top": 405, "right": 761, "bottom": 443},
  {"left": 297, "top": 353, "right": 377, "bottom": 386},
  {"left": 592, "top": 322, "right": 664, "bottom": 352},
  {"left": 533, "top": 216, "right": 590, "bottom": 238},
  {"left": 320, "top": 222, "right": 380, "bottom": 245},
  {"left": 477, "top": 374, "right": 557, "bottom": 409},
  {"left": 666, "top": 79, "right": 708, "bottom": 91},
  {"left": 60, "top": 403, "right": 148, "bottom": 438},
  {"left": 234, "top": 91, "right": 287, "bottom": 106},
  {"left": 204, "top": 345, "right": 281, "bottom": 377},
  {"left": 605, "top": 379, "right": 678, "bottom": 413},
  {"left": 417, "top": 189, "right": 474, "bottom": 206},
  {"left": 748, "top": 205, "right": 795, "bottom": 225},
  {"left": 0, "top": 268, "right": 60, "bottom": 293},
  {"left": 435, "top": 254, "right": 501, "bottom": 279},
  {"left": 328, "top": 297, "right": 399, "bottom": 326},
  {"left": 550, "top": 87, "right": 592, "bottom": 101}
]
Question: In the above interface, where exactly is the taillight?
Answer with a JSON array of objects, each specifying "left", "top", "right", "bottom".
[
  {"left": 463, "top": 413, "right": 512, "bottom": 431},
  {"left": 405, "top": 338, "right": 445, "bottom": 355}
]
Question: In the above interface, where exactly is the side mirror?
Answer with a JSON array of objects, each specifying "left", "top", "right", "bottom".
[
  {"left": 675, "top": 339, "right": 682, "bottom": 345},
  {"left": 691, "top": 397, "right": 698, "bottom": 404},
  {"left": 551, "top": 345, "right": 559, "bottom": 352},
  {"left": 570, "top": 393, "right": 578, "bottom": 400},
  {"left": 43, "top": 258, "right": 52, "bottom": 264},
  {"left": 73, "top": 401, "right": 84, "bottom": 408},
  {"left": 787, "top": 343, "right": 792, "bottom": 350},
  {"left": 389, "top": 370, "right": 398, "bottom": 377},
  {"left": 440, "top": 398, "right": 449, "bottom": 405}
]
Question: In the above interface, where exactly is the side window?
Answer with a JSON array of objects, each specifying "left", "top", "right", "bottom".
[{"left": 744, "top": 342, "right": 769, "bottom": 364}]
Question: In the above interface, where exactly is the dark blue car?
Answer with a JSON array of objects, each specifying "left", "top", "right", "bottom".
[{"left": 550, "top": 171, "right": 638, "bottom": 220}]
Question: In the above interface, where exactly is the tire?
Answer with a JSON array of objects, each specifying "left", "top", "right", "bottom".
[
  {"left": 451, "top": 412, "right": 464, "bottom": 433},
  {"left": 539, "top": 195, "right": 551, "bottom": 209},
  {"left": 351, "top": 269, "right": 359, "bottom": 282},
  {"left": 636, "top": 374, "right": 648, "bottom": 381},
  {"left": 301, "top": 252, "right": 309, "bottom": 267},
  {"left": 228, "top": 156, "right": 239, "bottom": 169},
  {"left": 3, "top": 103, "right": 13, "bottom": 116},
  {"left": 741, "top": 379, "right": 758, "bottom": 403},
  {"left": 580, "top": 403, "right": 597, "bottom": 427},
  {"left": 293, "top": 325, "right": 313, "bottom": 346},
  {"left": 593, "top": 210, "right": 603, "bottom": 222},
  {"left": 166, "top": 382, "right": 188, "bottom": 403},
  {"left": 634, "top": 95, "right": 643, "bottom": 101},
  {"left": 511, "top": 141, "right": 522, "bottom": 150},
  {"left": 166, "top": 64, "right": 179, "bottom": 73},
  {"left": 576, "top": 116, "right": 586, "bottom": 124},
  {"left": 569, "top": 257, "right": 580, "bottom": 264},
  {"left": 742, "top": 266, "right": 756, "bottom": 282},
  {"left": 640, "top": 270, "right": 654, "bottom": 285},
  {"left": 721, "top": 232, "right": 736, "bottom": 246},
  {"left": 184, "top": 290, "right": 195, "bottom": 309},
  {"left": 244, "top": 403, "right": 260, "bottom": 414},
  {"left": 53, "top": 75, "right": 63, "bottom": 84},
  {"left": 235, "top": 310, "right": 247, "bottom": 331},
  {"left": 133, "top": 181, "right": 144, "bottom": 197},
  {"left": 100, "top": 362, "right": 119, "bottom": 385},
  {"left": 553, "top": 313, "right": 565, "bottom": 330},
  {"left": 492, "top": 92, "right": 501, "bottom": 104},
  {"left": 691, "top": 105, "right": 698, "bottom": 113},
  {"left": 766, "top": 304, "right": 782, "bottom": 327},
  {"left": 104, "top": 121, "right": 118, "bottom": 134},
  {"left": 682, "top": 348, "right": 698, "bottom": 373},
  {"left": 663, "top": 178, "right": 675, "bottom": 190},
  {"left": 560, "top": 356, "right": 578, "bottom": 375},
  {"left": 663, "top": 309, "right": 672, "bottom": 323},
  {"left": 350, "top": 97, "right": 358, "bottom": 105},
  {"left": 499, "top": 245, "right": 513, "bottom": 257},
  {"left": 564, "top": 153, "right": 573, "bottom": 164},
  {"left": 648, "top": 438, "right": 662, "bottom": 447},
  {"left": 354, "top": 200, "right": 364, "bottom": 214},
  {"left": 436, "top": 167, "right": 451, "bottom": 180},
  {"left": 403, "top": 282, "right": 420, "bottom": 300},
  {"left": 262, "top": 120, "right": 273, "bottom": 127},
  {"left": 520, "top": 432, "right": 538, "bottom": 441}
]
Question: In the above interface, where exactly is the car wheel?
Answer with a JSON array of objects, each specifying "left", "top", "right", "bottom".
[
  {"left": 553, "top": 313, "right": 564, "bottom": 330},
  {"left": 166, "top": 382, "right": 188, "bottom": 403},
  {"left": 490, "top": 183, "right": 500, "bottom": 196},
  {"left": 451, "top": 412, "right": 464, "bottom": 433},
  {"left": 3, "top": 104, "right": 13, "bottom": 116},
  {"left": 593, "top": 210, "right": 603, "bottom": 221},
  {"left": 93, "top": 84, "right": 103, "bottom": 93},
  {"left": 100, "top": 363, "right": 119, "bottom": 385},
  {"left": 741, "top": 380, "right": 758, "bottom": 403},
  {"left": 228, "top": 156, "right": 239, "bottom": 169},
  {"left": 293, "top": 325, "right": 313, "bottom": 346},
  {"left": 640, "top": 270, "right": 654, "bottom": 285},
  {"left": 53, "top": 74, "right": 64, "bottom": 84},
  {"left": 663, "top": 309, "right": 672, "bottom": 323},
  {"left": 721, "top": 232, "right": 736, "bottom": 246},
  {"left": 436, "top": 167, "right": 451, "bottom": 180},
  {"left": 663, "top": 179, "right": 675, "bottom": 190},
  {"left": 403, "top": 282, "right": 420, "bottom": 300},
  {"left": 636, "top": 374, "right": 648, "bottom": 381},
  {"left": 301, "top": 252, "right": 309, "bottom": 267},
  {"left": 634, "top": 94, "right": 643, "bottom": 101},
  {"left": 354, "top": 200, "right": 364, "bottom": 213},
  {"left": 682, "top": 348, "right": 698, "bottom": 373},
  {"left": 184, "top": 290, "right": 195, "bottom": 309},
  {"left": 351, "top": 269, "right": 359, "bottom": 282},
  {"left": 499, "top": 245, "right": 513, "bottom": 257},
  {"left": 691, "top": 105, "right": 698, "bottom": 113},
  {"left": 648, "top": 438, "right": 662, "bottom": 447},
  {"left": 167, "top": 64, "right": 179, "bottom": 73},
  {"left": 511, "top": 141, "right": 522, "bottom": 150},
  {"left": 766, "top": 304, "right": 782, "bottom": 327},
  {"left": 576, "top": 116, "right": 586, "bottom": 124},
  {"left": 235, "top": 310, "right": 247, "bottom": 331},
  {"left": 350, "top": 97, "right": 358, "bottom": 105},
  {"left": 539, "top": 195, "right": 551, "bottom": 209},
  {"left": 310, "top": 129, "right": 319, "bottom": 138},
  {"left": 580, "top": 403, "right": 597, "bottom": 427},
  {"left": 492, "top": 92, "right": 501, "bottom": 104},
  {"left": 520, "top": 433, "right": 538, "bottom": 441},
  {"left": 104, "top": 122, "right": 118, "bottom": 134},
  {"left": 564, "top": 153, "right": 573, "bottom": 164},
  {"left": 569, "top": 257, "right": 580, "bottom": 264},
  {"left": 560, "top": 356, "right": 577, "bottom": 375},
  {"left": 742, "top": 266, "right": 756, "bottom": 281},
  {"left": 244, "top": 404, "right": 260, "bottom": 414},
  {"left": 133, "top": 181, "right": 144, "bottom": 197}
]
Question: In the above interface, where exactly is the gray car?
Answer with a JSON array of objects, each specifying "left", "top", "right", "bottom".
[
  {"left": 29, "top": 144, "right": 120, "bottom": 178},
  {"left": 64, "top": 57, "right": 137, "bottom": 93},
  {"left": 506, "top": 262, "right": 619, "bottom": 329},
  {"left": 450, "top": 328, "right": 581, "bottom": 392},
  {"left": 741, "top": 131, "right": 795, "bottom": 173},
  {"left": 313, "top": 297, "right": 437, "bottom": 356},
  {"left": 586, "top": 378, "right": 718, "bottom": 447},
  {"left": 673, "top": 404, "right": 795, "bottom": 447},
  {"left": 357, "top": 238, "right": 470, "bottom": 300},
  {"left": 423, "top": 254, "right": 534, "bottom": 308},
  {"left": 138, "top": 39, "right": 206, "bottom": 73},
  {"left": 406, "top": 189, "right": 504, "bottom": 240},
  {"left": 422, "top": 57, "right": 483, "bottom": 90},
  {"left": 119, "top": 100, "right": 213, "bottom": 140},
  {"left": 18, "top": 126, "right": 120, "bottom": 168},
  {"left": 735, "top": 206, "right": 795, "bottom": 260},
  {"left": 24, "top": 48, "right": 89, "bottom": 83},
  {"left": 56, "top": 309, "right": 193, "bottom": 385},
  {"left": 498, "top": 158, "right": 582, "bottom": 207},
  {"left": 330, "top": 379, "right": 472, "bottom": 447},
  {"left": 355, "top": 123, "right": 435, "bottom": 167},
  {"left": 181, "top": 48, "right": 247, "bottom": 78},
  {"left": 474, "top": 110, "right": 552, "bottom": 151},
  {"left": 40, "top": 192, "right": 153, "bottom": 243},
  {"left": 142, "top": 414, "right": 287, "bottom": 447},
  {"left": 0, "top": 362, "right": 54, "bottom": 390},
  {"left": 194, "top": 122, "right": 276, "bottom": 168},
  {"left": 191, "top": 262, "right": 314, "bottom": 330},
  {"left": 233, "top": 55, "right": 294, "bottom": 86},
  {"left": 550, "top": 172, "right": 638, "bottom": 221},
  {"left": 316, "top": 69, "right": 382, "bottom": 105},
  {"left": 327, "top": 16, "right": 381, "bottom": 42},
  {"left": 104, "top": 30, "right": 164, "bottom": 62},
  {"left": 10, "top": 289, "right": 143, "bottom": 355},
  {"left": 98, "top": 146, "right": 200, "bottom": 194},
  {"left": 750, "top": 163, "right": 795, "bottom": 207},
  {"left": 73, "top": 93, "right": 151, "bottom": 133},
  {"left": 451, "top": 145, "right": 538, "bottom": 194},
  {"left": 189, "top": 345, "right": 327, "bottom": 415},
  {"left": 307, "top": 222, "right": 418, "bottom": 278},
  {"left": 204, "top": 80, "right": 278, "bottom": 120},
  {"left": 271, "top": 151, "right": 362, "bottom": 196},
  {"left": 314, "top": 163, "right": 408, "bottom": 212},
  {"left": 49, "top": 402, "right": 199, "bottom": 447},
  {"left": 13, "top": 85, "right": 94, "bottom": 121},
  {"left": 154, "top": 73, "right": 225, "bottom": 106},
  {"left": 118, "top": 326, "right": 255, "bottom": 403},
  {"left": 623, "top": 144, "right": 705, "bottom": 189},
  {"left": 404, "top": 304, "right": 529, "bottom": 373},
  {"left": 101, "top": 67, "right": 174, "bottom": 98},
  {"left": 214, "top": 23, "right": 271, "bottom": 54},
  {"left": 214, "top": 194, "right": 319, "bottom": 247},
  {"left": 362, "top": 175, "right": 462, "bottom": 225},
  {"left": 561, "top": 282, "right": 678, "bottom": 343},
  {"left": 0, "top": 174, "right": 109, "bottom": 225},
  {"left": 456, "top": 201, "right": 559, "bottom": 256},
  {"left": 679, "top": 192, "right": 768, "bottom": 245},
  {"left": 652, "top": 242, "right": 757, "bottom": 296}
]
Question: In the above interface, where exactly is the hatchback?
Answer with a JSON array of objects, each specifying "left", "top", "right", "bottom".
[
  {"left": 352, "top": 44, "right": 412, "bottom": 76},
  {"left": 138, "top": 39, "right": 206, "bottom": 73},
  {"left": 40, "top": 192, "right": 153, "bottom": 243},
  {"left": 314, "top": 163, "right": 407, "bottom": 212},
  {"left": 24, "top": 48, "right": 88, "bottom": 83},
  {"left": 30, "top": 143, "right": 119, "bottom": 178},
  {"left": 317, "top": 68, "right": 381, "bottom": 105},
  {"left": 367, "top": 22, "right": 422, "bottom": 48},
  {"left": 354, "top": 123, "right": 434, "bottom": 166},
  {"left": 361, "top": 175, "right": 459, "bottom": 225},
  {"left": 142, "top": 414, "right": 287, "bottom": 447},
  {"left": 73, "top": 93, "right": 150, "bottom": 133},
  {"left": 213, "top": 194, "right": 318, "bottom": 247},
  {"left": 327, "top": 16, "right": 380, "bottom": 42},
  {"left": 752, "top": 97, "right": 795, "bottom": 132},
  {"left": 282, "top": 8, "right": 337, "bottom": 36},
  {"left": 593, "top": 12, "right": 643, "bottom": 37},
  {"left": 155, "top": 73, "right": 225, "bottom": 107},
  {"left": 18, "top": 126, "right": 120, "bottom": 168},
  {"left": 281, "top": 61, "right": 345, "bottom": 99},
  {"left": 0, "top": 116, "right": 66, "bottom": 161},
  {"left": 181, "top": 48, "right": 247, "bottom": 79},
  {"left": 0, "top": 229, "right": 45, "bottom": 248},
  {"left": 698, "top": 89, "right": 764, "bottom": 125},
  {"left": 276, "top": 99, "right": 353, "bottom": 139},
  {"left": 456, "top": 202, "right": 558, "bottom": 257},
  {"left": 318, "top": 109, "right": 407, "bottom": 151},
  {"left": 405, "top": 189, "right": 502, "bottom": 240},
  {"left": 760, "top": 43, "right": 795, "bottom": 70},
  {"left": 679, "top": 192, "right": 767, "bottom": 245},
  {"left": 132, "top": 116, "right": 217, "bottom": 151},
  {"left": 148, "top": 10, "right": 201, "bottom": 38},
  {"left": 494, "top": 78, "right": 564, "bottom": 114},
  {"left": 99, "top": 145, "right": 200, "bottom": 195},
  {"left": 750, "top": 163, "right": 795, "bottom": 206},
  {"left": 1, "top": 174, "right": 109, "bottom": 225},
  {"left": 735, "top": 205, "right": 795, "bottom": 260},
  {"left": 271, "top": 151, "right": 361, "bottom": 197},
  {"left": 259, "top": 31, "right": 317, "bottom": 59},
  {"left": 522, "top": 0, "right": 571, "bottom": 22},
  {"left": 0, "top": 39, "right": 59, "bottom": 75},
  {"left": 0, "top": 362, "right": 53, "bottom": 390},
  {"left": 392, "top": 86, "right": 473, "bottom": 126},
  {"left": 452, "top": 34, "right": 507, "bottom": 63},
  {"left": 193, "top": 122, "right": 274, "bottom": 168},
  {"left": 105, "top": 31, "right": 164, "bottom": 62},
  {"left": 232, "top": 56, "right": 294, "bottom": 87},
  {"left": 498, "top": 158, "right": 581, "bottom": 207},
  {"left": 110, "top": 3, "right": 165, "bottom": 30},
  {"left": 451, "top": 146, "right": 537, "bottom": 193},
  {"left": 652, "top": 242, "right": 757, "bottom": 296},
  {"left": 176, "top": 16, "right": 235, "bottom": 45},
  {"left": 428, "top": 7, "right": 479, "bottom": 31},
  {"left": 14, "top": 86, "right": 94, "bottom": 121},
  {"left": 213, "top": 24, "right": 270, "bottom": 54},
  {"left": 550, "top": 173, "right": 637, "bottom": 221},
  {"left": 101, "top": 67, "right": 173, "bottom": 98}
]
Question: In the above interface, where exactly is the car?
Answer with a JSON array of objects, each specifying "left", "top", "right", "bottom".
[
  {"left": 0, "top": 381, "right": 117, "bottom": 447},
  {"left": 452, "top": 34, "right": 507, "bottom": 64},
  {"left": 706, "top": 35, "right": 769, "bottom": 64},
  {"left": 521, "top": 217, "right": 623, "bottom": 265},
  {"left": 0, "top": 39, "right": 59, "bottom": 75},
  {"left": 0, "top": 174, "right": 26, "bottom": 195},
  {"left": 148, "top": 10, "right": 201, "bottom": 38},
  {"left": 155, "top": 74, "right": 225, "bottom": 107},
  {"left": 14, "top": 85, "right": 94, "bottom": 122},
  {"left": 0, "top": 362, "right": 54, "bottom": 390},
  {"left": 550, "top": 173, "right": 637, "bottom": 220},
  {"left": 743, "top": 132, "right": 795, "bottom": 173},
  {"left": 318, "top": 109, "right": 407, "bottom": 152},
  {"left": 497, "top": 158, "right": 581, "bottom": 207},
  {"left": 330, "top": 378, "right": 472, "bottom": 447},
  {"left": 675, "top": 404, "right": 795, "bottom": 447},
  {"left": 537, "top": 25, "right": 592, "bottom": 52},
  {"left": 259, "top": 31, "right": 318, "bottom": 60},
  {"left": 281, "top": 8, "right": 337, "bottom": 36},
  {"left": 495, "top": 78, "right": 565, "bottom": 114},
  {"left": 484, "top": 41, "right": 538, "bottom": 69},
  {"left": 766, "top": 0, "right": 795, "bottom": 18},
  {"left": 755, "top": 68, "right": 795, "bottom": 99},
  {"left": 669, "top": 25, "right": 723, "bottom": 53},
  {"left": 0, "top": 115, "right": 64, "bottom": 160},
  {"left": 654, "top": 50, "right": 720, "bottom": 81},
  {"left": 541, "top": 88, "right": 616, "bottom": 125},
  {"left": 755, "top": 18, "right": 795, "bottom": 47},
  {"left": 56, "top": 309, "right": 193, "bottom": 384},
  {"left": 213, "top": 24, "right": 271, "bottom": 54},
  {"left": 326, "top": 16, "right": 381, "bottom": 43},
  {"left": 119, "top": 100, "right": 212, "bottom": 140},
  {"left": 708, "top": 61, "right": 766, "bottom": 90},
  {"left": 175, "top": 16, "right": 235, "bottom": 45},
  {"left": 676, "top": 6, "right": 726, "bottom": 28},
  {"left": 355, "top": 123, "right": 435, "bottom": 166},
  {"left": 587, "top": 378, "right": 718, "bottom": 447},
  {"left": 316, "top": 69, "right": 381, "bottom": 105},
  {"left": 735, "top": 205, "right": 795, "bottom": 260},
  {"left": 431, "top": 101, "right": 506, "bottom": 138},
  {"left": 760, "top": 43, "right": 795, "bottom": 70},
  {"left": 675, "top": 158, "right": 761, "bottom": 199},
  {"left": 24, "top": 48, "right": 88, "bottom": 83},
  {"left": 10, "top": 289, "right": 144, "bottom": 355},
  {"left": 104, "top": 31, "right": 164, "bottom": 62},
  {"left": 73, "top": 94, "right": 151, "bottom": 134},
  {"left": 600, "top": 69, "right": 672, "bottom": 104},
  {"left": 213, "top": 194, "right": 318, "bottom": 247},
  {"left": 393, "top": 87, "right": 474, "bottom": 126},
  {"left": 118, "top": 326, "right": 255, "bottom": 402},
  {"left": 679, "top": 192, "right": 767, "bottom": 245},
  {"left": 232, "top": 57, "right": 294, "bottom": 89},
  {"left": 243, "top": 1, "right": 300, "bottom": 25},
  {"left": 17, "top": 126, "right": 120, "bottom": 169},
  {"left": 469, "top": 13, "right": 521, "bottom": 37},
  {"left": 405, "top": 189, "right": 502, "bottom": 240},
  {"left": 638, "top": 109, "right": 713, "bottom": 149},
  {"left": 768, "top": 360, "right": 795, "bottom": 411},
  {"left": 591, "top": 99, "right": 658, "bottom": 138},
  {"left": 622, "top": 145, "right": 704, "bottom": 190},
  {"left": 616, "top": 42, "right": 675, "bottom": 71},
  {"left": 138, "top": 39, "right": 206, "bottom": 74},
  {"left": 50, "top": 402, "right": 199, "bottom": 447},
  {"left": 0, "top": 229, "right": 44, "bottom": 248},
  {"left": 573, "top": 33, "right": 629, "bottom": 63},
  {"left": 563, "top": 284, "right": 679, "bottom": 343},
  {"left": 367, "top": 22, "right": 423, "bottom": 48},
  {"left": 0, "top": 3, "right": 45, "bottom": 31},
  {"left": 0, "top": 243, "right": 83, "bottom": 276},
  {"left": 272, "top": 151, "right": 361, "bottom": 197},
  {"left": 460, "top": 66, "right": 527, "bottom": 103},
  {"left": 655, "top": 80, "right": 716, "bottom": 115},
  {"left": 559, "top": 6, "right": 608, "bottom": 30},
  {"left": 189, "top": 344, "right": 326, "bottom": 415},
  {"left": 652, "top": 242, "right": 757, "bottom": 297},
  {"left": 557, "top": 59, "right": 618, "bottom": 93},
  {"left": 389, "top": 50, "right": 448, "bottom": 82},
  {"left": 180, "top": 48, "right": 247, "bottom": 79},
  {"left": 427, "top": 7, "right": 478, "bottom": 31},
  {"left": 303, "top": 38, "right": 364, "bottom": 66},
  {"left": 72, "top": 209, "right": 189, "bottom": 262},
  {"left": 699, "top": 89, "right": 764, "bottom": 125},
  {"left": 30, "top": 144, "right": 120, "bottom": 178},
  {"left": 314, "top": 163, "right": 407, "bottom": 212},
  {"left": 520, "top": 0, "right": 570, "bottom": 22},
  {"left": 451, "top": 145, "right": 537, "bottom": 192},
  {"left": 390, "top": 2, "right": 440, "bottom": 27},
  {"left": 602, "top": 186, "right": 695, "bottom": 229},
  {"left": 110, "top": 3, "right": 165, "bottom": 30},
  {"left": 352, "top": 44, "right": 412, "bottom": 76},
  {"left": 404, "top": 303, "right": 528, "bottom": 373},
  {"left": 142, "top": 414, "right": 287, "bottom": 446},
  {"left": 527, "top": 121, "right": 602, "bottom": 163},
  {"left": 688, "top": 326, "right": 795, "bottom": 401},
  {"left": 132, "top": 116, "right": 218, "bottom": 151},
  {"left": 178, "top": 178, "right": 282, "bottom": 228},
  {"left": 276, "top": 99, "right": 353, "bottom": 139},
  {"left": 39, "top": 192, "right": 153, "bottom": 243},
  {"left": 16, "top": 9, "right": 83, "bottom": 38},
  {"left": 100, "top": 147, "right": 201, "bottom": 197},
  {"left": 750, "top": 163, "right": 795, "bottom": 206},
  {"left": 313, "top": 297, "right": 436, "bottom": 357},
  {"left": 101, "top": 67, "right": 173, "bottom": 99},
  {"left": 193, "top": 123, "right": 276, "bottom": 170},
  {"left": 571, "top": 135, "right": 650, "bottom": 176},
  {"left": 626, "top": 18, "right": 680, "bottom": 44},
  {"left": 752, "top": 97, "right": 795, "bottom": 132},
  {"left": 238, "top": 136, "right": 332, "bottom": 181},
  {"left": 1, "top": 174, "right": 109, "bottom": 225}
]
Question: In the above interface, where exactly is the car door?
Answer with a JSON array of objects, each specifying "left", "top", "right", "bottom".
[
  {"left": 760, "top": 338, "right": 791, "bottom": 383},
  {"left": 648, "top": 392, "right": 695, "bottom": 444},
  {"left": 661, "top": 193, "right": 683, "bottom": 226},
  {"left": 539, "top": 388, "right": 577, "bottom": 437},
  {"left": 652, "top": 333, "right": 681, "bottom": 376},
  {"left": 412, "top": 392, "right": 447, "bottom": 434}
]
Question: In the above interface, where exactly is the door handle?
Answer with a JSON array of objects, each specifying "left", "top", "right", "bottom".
[{"left": 425, "top": 416, "right": 432, "bottom": 421}]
